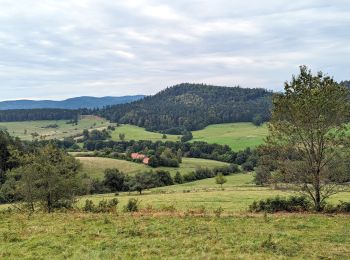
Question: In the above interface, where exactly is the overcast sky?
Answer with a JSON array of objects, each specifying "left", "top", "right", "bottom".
[{"left": 0, "top": 0, "right": 349, "bottom": 100}]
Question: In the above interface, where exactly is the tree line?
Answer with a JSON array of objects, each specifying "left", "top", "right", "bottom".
[{"left": 0, "top": 109, "right": 79, "bottom": 122}]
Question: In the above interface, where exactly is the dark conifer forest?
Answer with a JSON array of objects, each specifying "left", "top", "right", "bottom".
[{"left": 97, "top": 83, "right": 273, "bottom": 132}]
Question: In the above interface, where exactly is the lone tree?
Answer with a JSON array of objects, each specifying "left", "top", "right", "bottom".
[
  {"left": 215, "top": 173, "right": 227, "bottom": 190},
  {"left": 265, "top": 66, "right": 350, "bottom": 211},
  {"left": 10, "top": 144, "right": 81, "bottom": 212}
]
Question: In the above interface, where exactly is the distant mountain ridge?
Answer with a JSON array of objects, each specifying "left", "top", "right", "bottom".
[{"left": 0, "top": 95, "right": 145, "bottom": 110}]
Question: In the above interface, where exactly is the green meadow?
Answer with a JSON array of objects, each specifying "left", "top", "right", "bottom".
[
  {"left": 1, "top": 174, "right": 349, "bottom": 259},
  {"left": 191, "top": 122, "right": 268, "bottom": 150},
  {"left": 0, "top": 115, "right": 110, "bottom": 140},
  {"left": 111, "top": 124, "right": 181, "bottom": 142},
  {"left": 77, "top": 156, "right": 229, "bottom": 179},
  {"left": 78, "top": 174, "right": 350, "bottom": 212},
  {"left": 0, "top": 119, "right": 268, "bottom": 151}
]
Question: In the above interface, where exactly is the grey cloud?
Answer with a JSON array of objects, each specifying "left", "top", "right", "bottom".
[{"left": 0, "top": 0, "right": 349, "bottom": 100}]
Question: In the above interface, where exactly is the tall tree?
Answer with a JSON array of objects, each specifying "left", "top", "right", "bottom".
[{"left": 266, "top": 66, "right": 350, "bottom": 211}]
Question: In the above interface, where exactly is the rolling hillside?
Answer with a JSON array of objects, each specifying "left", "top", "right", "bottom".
[
  {"left": 0, "top": 115, "right": 110, "bottom": 140},
  {"left": 191, "top": 122, "right": 268, "bottom": 150},
  {"left": 77, "top": 157, "right": 229, "bottom": 179}
]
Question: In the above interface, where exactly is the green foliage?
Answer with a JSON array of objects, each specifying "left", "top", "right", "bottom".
[
  {"left": 254, "top": 166, "right": 271, "bottom": 185},
  {"left": 266, "top": 66, "right": 350, "bottom": 211},
  {"left": 173, "top": 171, "right": 183, "bottom": 184},
  {"left": 98, "top": 83, "right": 272, "bottom": 132},
  {"left": 0, "top": 109, "right": 78, "bottom": 122},
  {"left": 83, "top": 198, "right": 119, "bottom": 213},
  {"left": 124, "top": 198, "right": 139, "bottom": 212},
  {"left": 249, "top": 196, "right": 311, "bottom": 213},
  {"left": 324, "top": 201, "right": 350, "bottom": 213},
  {"left": 8, "top": 144, "right": 81, "bottom": 212},
  {"left": 215, "top": 173, "right": 227, "bottom": 189},
  {"left": 181, "top": 131, "right": 193, "bottom": 142},
  {"left": 252, "top": 114, "right": 263, "bottom": 126},
  {"left": 103, "top": 168, "right": 128, "bottom": 192},
  {"left": 119, "top": 133, "right": 126, "bottom": 141}
]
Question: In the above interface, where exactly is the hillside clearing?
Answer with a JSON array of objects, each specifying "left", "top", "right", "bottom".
[
  {"left": 111, "top": 124, "right": 181, "bottom": 142},
  {"left": 191, "top": 122, "right": 268, "bottom": 150}
]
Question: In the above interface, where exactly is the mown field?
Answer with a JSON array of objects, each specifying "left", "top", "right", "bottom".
[
  {"left": 0, "top": 115, "right": 110, "bottom": 140},
  {"left": 1, "top": 174, "right": 350, "bottom": 259},
  {"left": 77, "top": 156, "right": 229, "bottom": 179},
  {"left": 111, "top": 124, "right": 181, "bottom": 142},
  {"left": 191, "top": 122, "right": 268, "bottom": 151}
]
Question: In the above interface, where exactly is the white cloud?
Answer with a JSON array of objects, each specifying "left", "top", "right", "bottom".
[{"left": 0, "top": 0, "right": 349, "bottom": 100}]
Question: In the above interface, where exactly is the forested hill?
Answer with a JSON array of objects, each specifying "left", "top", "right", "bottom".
[
  {"left": 97, "top": 83, "right": 272, "bottom": 132},
  {"left": 0, "top": 95, "right": 145, "bottom": 110}
]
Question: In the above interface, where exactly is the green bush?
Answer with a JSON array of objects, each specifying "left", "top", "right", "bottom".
[
  {"left": 324, "top": 201, "right": 350, "bottom": 213},
  {"left": 83, "top": 198, "right": 119, "bottom": 213},
  {"left": 124, "top": 198, "right": 139, "bottom": 212},
  {"left": 249, "top": 196, "right": 311, "bottom": 213}
]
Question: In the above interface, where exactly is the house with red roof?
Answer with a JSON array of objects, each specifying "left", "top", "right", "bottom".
[{"left": 131, "top": 153, "right": 149, "bottom": 165}]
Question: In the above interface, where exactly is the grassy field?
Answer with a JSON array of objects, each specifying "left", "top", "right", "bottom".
[
  {"left": 0, "top": 212, "right": 349, "bottom": 259},
  {"left": 111, "top": 124, "right": 181, "bottom": 142},
  {"left": 79, "top": 174, "right": 350, "bottom": 212},
  {"left": 77, "top": 157, "right": 229, "bottom": 179},
  {"left": 0, "top": 119, "right": 268, "bottom": 150},
  {"left": 191, "top": 122, "right": 268, "bottom": 150},
  {"left": 0, "top": 115, "right": 110, "bottom": 140},
  {"left": 1, "top": 174, "right": 349, "bottom": 259}
]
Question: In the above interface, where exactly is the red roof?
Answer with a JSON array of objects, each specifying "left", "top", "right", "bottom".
[
  {"left": 131, "top": 153, "right": 145, "bottom": 160},
  {"left": 131, "top": 153, "right": 149, "bottom": 165},
  {"left": 142, "top": 157, "right": 150, "bottom": 165}
]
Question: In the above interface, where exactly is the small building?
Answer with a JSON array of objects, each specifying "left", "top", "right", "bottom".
[{"left": 131, "top": 152, "right": 149, "bottom": 165}]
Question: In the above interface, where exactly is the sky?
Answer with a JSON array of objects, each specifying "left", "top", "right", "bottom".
[{"left": 0, "top": 0, "right": 349, "bottom": 100}]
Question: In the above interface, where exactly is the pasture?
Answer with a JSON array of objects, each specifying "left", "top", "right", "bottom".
[
  {"left": 1, "top": 174, "right": 349, "bottom": 259},
  {"left": 77, "top": 156, "right": 229, "bottom": 179},
  {"left": 0, "top": 115, "right": 110, "bottom": 140},
  {"left": 79, "top": 174, "right": 350, "bottom": 212},
  {"left": 111, "top": 124, "right": 180, "bottom": 142},
  {"left": 191, "top": 122, "right": 268, "bottom": 150}
]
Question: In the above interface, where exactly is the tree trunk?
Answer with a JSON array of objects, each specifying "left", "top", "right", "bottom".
[
  {"left": 47, "top": 193, "right": 52, "bottom": 213},
  {"left": 315, "top": 188, "right": 321, "bottom": 212}
]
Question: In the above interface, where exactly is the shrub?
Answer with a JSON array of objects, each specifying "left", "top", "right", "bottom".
[
  {"left": 324, "top": 201, "right": 350, "bottom": 213},
  {"left": 173, "top": 171, "right": 183, "bottom": 184},
  {"left": 83, "top": 200, "right": 95, "bottom": 212},
  {"left": 83, "top": 198, "right": 119, "bottom": 213},
  {"left": 124, "top": 198, "right": 139, "bottom": 212},
  {"left": 242, "top": 161, "right": 254, "bottom": 172},
  {"left": 249, "top": 196, "right": 311, "bottom": 213},
  {"left": 155, "top": 170, "right": 174, "bottom": 186},
  {"left": 183, "top": 172, "right": 197, "bottom": 182}
]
